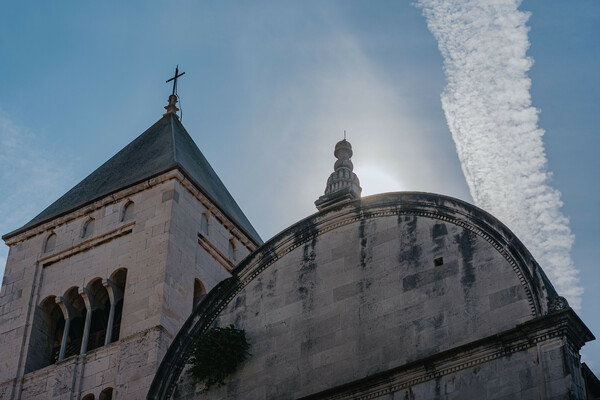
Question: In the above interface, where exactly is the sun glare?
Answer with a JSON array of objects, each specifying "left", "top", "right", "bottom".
[{"left": 353, "top": 163, "right": 403, "bottom": 196}]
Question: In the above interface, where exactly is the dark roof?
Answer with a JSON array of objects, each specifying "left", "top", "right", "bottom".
[{"left": 3, "top": 114, "right": 262, "bottom": 244}]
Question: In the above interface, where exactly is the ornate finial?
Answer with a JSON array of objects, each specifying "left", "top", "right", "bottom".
[
  {"left": 163, "top": 65, "right": 185, "bottom": 118},
  {"left": 315, "top": 138, "right": 362, "bottom": 210}
]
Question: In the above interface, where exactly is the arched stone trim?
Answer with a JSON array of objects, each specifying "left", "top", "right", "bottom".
[
  {"left": 99, "top": 387, "right": 114, "bottom": 400},
  {"left": 43, "top": 231, "right": 57, "bottom": 253},
  {"left": 148, "top": 192, "right": 556, "bottom": 399},
  {"left": 200, "top": 212, "right": 209, "bottom": 236},
  {"left": 81, "top": 217, "right": 95, "bottom": 238},
  {"left": 121, "top": 200, "right": 135, "bottom": 222},
  {"left": 228, "top": 238, "right": 236, "bottom": 262},
  {"left": 102, "top": 277, "right": 123, "bottom": 346},
  {"left": 193, "top": 279, "right": 207, "bottom": 310},
  {"left": 106, "top": 268, "right": 127, "bottom": 342}
]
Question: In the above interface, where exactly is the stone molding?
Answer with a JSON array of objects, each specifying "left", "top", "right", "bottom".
[
  {"left": 3, "top": 169, "right": 259, "bottom": 250},
  {"left": 148, "top": 192, "right": 558, "bottom": 399},
  {"left": 37, "top": 221, "right": 135, "bottom": 267},
  {"left": 297, "top": 309, "right": 594, "bottom": 400},
  {"left": 197, "top": 232, "right": 235, "bottom": 271}
]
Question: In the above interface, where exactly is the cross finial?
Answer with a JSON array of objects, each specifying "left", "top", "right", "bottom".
[
  {"left": 166, "top": 65, "right": 185, "bottom": 96},
  {"left": 163, "top": 65, "right": 186, "bottom": 119}
]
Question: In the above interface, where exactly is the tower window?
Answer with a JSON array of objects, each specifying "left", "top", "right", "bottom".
[
  {"left": 228, "top": 239, "right": 236, "bottom": 262},
  {"left": 99, "top": 388, "right": 113, "bottom": 400},
  {"left": 200, "top": 213, "right": 209, "bottom": 236},
  {"left": 193, "top": 279, "right": 207, "bottom": 310},
  {"left": 44, "top": 233, "right": 57, "bottom": 253},
  {"left": 121, "top": 201, "right": 135, "bottom": 222},
  {"left": 82, "top": 218, "right": 95, "bottom": 238}
]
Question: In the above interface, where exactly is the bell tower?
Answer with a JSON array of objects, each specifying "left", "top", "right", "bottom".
[{"left": 0, "top": 82, "right": 261, "bottom": 399}]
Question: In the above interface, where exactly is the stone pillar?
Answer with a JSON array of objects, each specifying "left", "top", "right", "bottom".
[
  {"left": 78, "top": 287, "right": 99, "bottom": 355},
  {"left": 102, "top": 278, "right": 123, "bottom": 346},
  {"left": 55, "top": 296, "right": 79, "bottom": 361}
]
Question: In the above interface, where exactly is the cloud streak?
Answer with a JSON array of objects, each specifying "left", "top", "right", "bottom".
[{"left": 416, "top": 0, "right": 582, "bottom": 308}]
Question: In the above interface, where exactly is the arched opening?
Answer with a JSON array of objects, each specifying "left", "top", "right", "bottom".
[
  {"left": 86, "top": 278, "right": 110, "bottom": 352},
  {"left": 81, "top": 217, "right": 95, "bottom": 238},
  {"left": 25, "top": 295, "right": 64, "bottom": 372},
  {"left": 99, "top": 387, "right": 113, "bottom": 400},
  {"left": 62, "top": 287, "right": 86, "bottom": 359},
  {"left": 121, "top": 201, "right": 135, "bottom": 222},
  {"left": 82, "top": 394, "right": 95, "bottom": 400},
  {"left": 108, "top": 269, "right": 127, "bottom": 342},
  {"left": 228, "top": 239, "right": 236, "bottom": 262},
  {"left": 200, "top": 213, "right": 209, "bottom": 236},
  {"left": 44, "top": 232, "right": 56, "bottom": 253},
  {"left": 193, "top": 279, "right": 206, "bottom": 310}
]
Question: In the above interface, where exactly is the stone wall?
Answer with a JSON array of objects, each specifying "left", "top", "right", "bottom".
[
  {"left": 0, "top": 170, "right": 256, "bottom": 399},
  {"left": 153, "top": 193, "right": 589, "bottom": 399}
]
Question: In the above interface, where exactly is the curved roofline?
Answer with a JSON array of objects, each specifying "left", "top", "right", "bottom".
[{"left": 148, "top": 191, "right": 558, "bottom": 399}]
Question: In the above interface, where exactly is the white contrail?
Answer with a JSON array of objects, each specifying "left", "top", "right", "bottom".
[{"left": 416, "top": 0, "right": 582, "bottom": 308}]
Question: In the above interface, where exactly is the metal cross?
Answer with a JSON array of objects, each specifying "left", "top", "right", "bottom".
[{"left": 166, "top": 65, "right": 185, "bottom": 96}]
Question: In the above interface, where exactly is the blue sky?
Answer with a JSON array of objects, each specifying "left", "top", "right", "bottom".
[{"left": 1, "top": 1, "right": 598, "bottom": 367}]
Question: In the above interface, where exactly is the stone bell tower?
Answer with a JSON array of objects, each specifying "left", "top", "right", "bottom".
[{"left": 0, "top": 82, "right": 261, "bottom": 399}]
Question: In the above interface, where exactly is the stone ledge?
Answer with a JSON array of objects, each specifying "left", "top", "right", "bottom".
[
  {"left": 298, "top": 309, "right": 594, "bottom": 400},
  {"left": 38, "top": 221, "right": 135, "bottom": 267}
]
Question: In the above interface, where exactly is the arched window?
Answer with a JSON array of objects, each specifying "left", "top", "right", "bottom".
[
  {"left": 200, "top": 213, "right": 209, "bottom": 236},
  {"left": 44, "top": 233, "right": 56, "bottom": 253},
  {"left": 86, "top": 278, "right": 110, "bottom": 352},
  {"left": 121, "top": 201, "right": 135, "bottom": 222},
  {"left": 81, "top": 217, "right": 95, "bottom": 238},
  {"left": 108, "top": 269, "right": 127, "bottom": 342},
  {"left": 228, "top": 239, "right": 236, "bottom": 261},
  {"left": 63, "top": 287, "right": 87, "bottom": 359},
  {"left": 193, "top": 279, "right": 206, "bottom": 310},
  {"left": 99, "top": 388, "right": 113, "bottom": 400},
  {"left": 82, "top": 394, "right": 95, "bottom": 400},
  {"left": 25, "top": 295, "right": 64, "bottom": 372}
]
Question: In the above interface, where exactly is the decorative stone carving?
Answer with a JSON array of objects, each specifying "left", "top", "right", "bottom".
[
  {"left": 548, "top": 296, "right": 569, "bottom": 313},
  {"left": 315, "top": 139, "right": 362, "bottom": 210}
]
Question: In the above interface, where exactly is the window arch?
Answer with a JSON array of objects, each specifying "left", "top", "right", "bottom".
[
  {"left": 81, "top": 217, "right": 95, "bottom": 238},
  {"left": 62, "top": 287, "right": 86, "bottom": 359},
  {"left": 25, "top": 295, "right": 64, "bottom": 372},
  {"left": 107, "top": 269, "right": 127, "bottom": 342},
  {"left": 99, "top": 387, "right": 113, "bottom": 400},
  {"left": 44, "top": 232, "right": 57, "bottom": 253},
  {"left": 200, "top": 213, "right": 209, "bottom": 236},
  {"left": 85, "top": 278, "right": 110, "bottom": 352},
  {"left": 121, "top": 201, "right": 135, "bottom": 222},
  {"left": 193, "top": 279, "right": 207, "bottom": 310},
  {"left": 82, "top": 394, "right": 95, "bottom": 400},
  {"left": 228, "top": 238, "right": 236, "bottom": 261}
]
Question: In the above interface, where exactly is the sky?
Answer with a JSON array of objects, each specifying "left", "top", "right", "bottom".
[{"left": 0, "top": 1, "right": 598, "bottom": 367}]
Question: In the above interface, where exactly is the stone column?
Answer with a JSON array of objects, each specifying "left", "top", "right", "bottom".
[
  {"left": 55, "top": 296, "right": 79, "bottom": 361},
  {"left": 78, "top": 287, "right": 98, "bottom": 355},
  {"left": 102, "top": 278, "right": 123, "bottom": 346}
]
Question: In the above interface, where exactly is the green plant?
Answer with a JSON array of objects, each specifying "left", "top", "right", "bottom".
[{"left": 187, "top": 325, "right": 251, "bottom": 392}]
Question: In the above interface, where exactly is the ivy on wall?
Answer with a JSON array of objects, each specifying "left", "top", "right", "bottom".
[{"left": 187, "top": 325, "right": 251, "bottom": 392}]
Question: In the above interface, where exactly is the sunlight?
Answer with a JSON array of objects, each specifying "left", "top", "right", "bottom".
[{"left": 353, "top": 163, "right": 403, "bottom": 196}]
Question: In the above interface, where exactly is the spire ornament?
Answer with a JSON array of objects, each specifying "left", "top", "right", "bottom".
[
  {"left": 315, "top": 138, "right": 362, "bottom": 210},
  {"left": 163, "top": 65, "right": 185, "bottom": 119}
]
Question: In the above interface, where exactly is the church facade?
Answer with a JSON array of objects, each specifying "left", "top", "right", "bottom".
[{"left": 0, "top": 94, "right": 598, "bottom": 399}]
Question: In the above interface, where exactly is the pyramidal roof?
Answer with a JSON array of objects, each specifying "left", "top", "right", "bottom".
[{"left": 4, "top": 114, "right": 262, "bottom": 244}]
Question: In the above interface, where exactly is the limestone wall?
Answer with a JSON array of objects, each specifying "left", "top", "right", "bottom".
[
  {"left": 0, "top": 170, "right": 256, "bottom": 399},
  {"left": 173, "top": 214, "right": 536, "bottom": 398}
]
